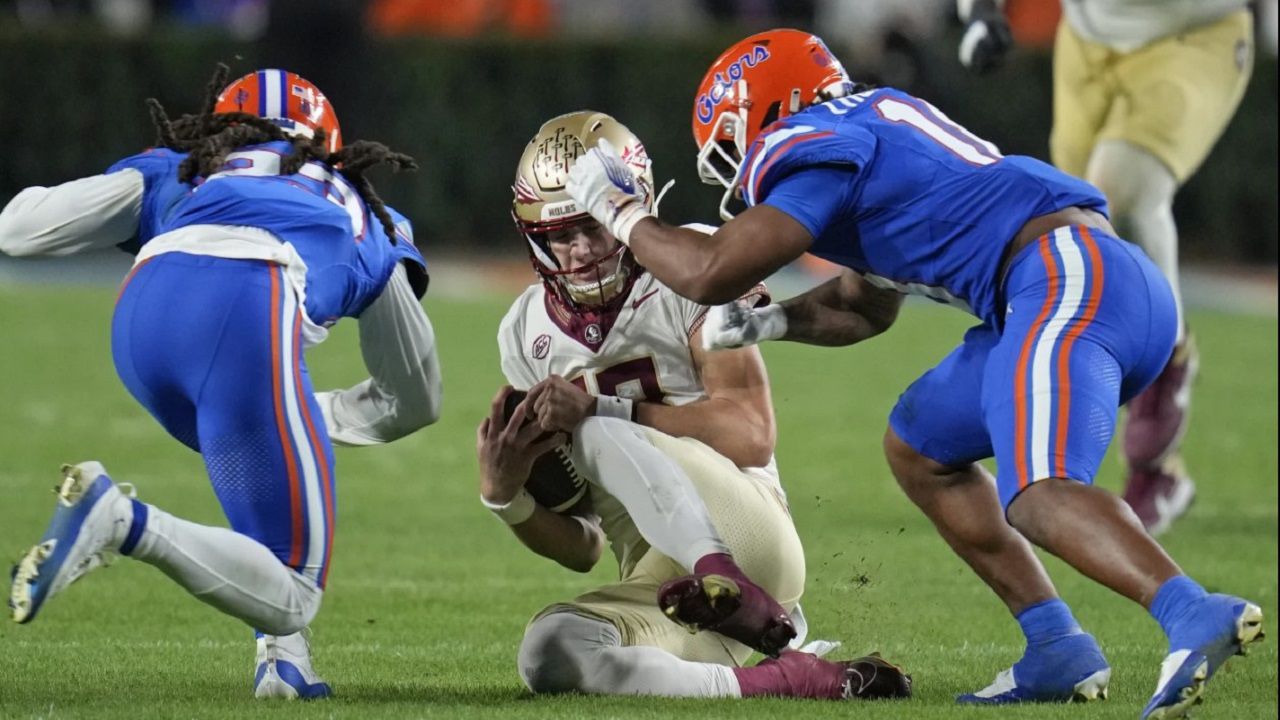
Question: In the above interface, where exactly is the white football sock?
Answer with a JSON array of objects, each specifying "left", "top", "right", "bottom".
[
  {"left": 1086, "top": 139, "right": 1185, "bottom": 340},
  {"left": 125, "top": 502, "right": 321, "bottom": 635},
  {"left": 572, "top": 417, "right": 730, "bottom": 569},
  {"left": 518, "top": 611, "right": 742, "bottom": 697}
]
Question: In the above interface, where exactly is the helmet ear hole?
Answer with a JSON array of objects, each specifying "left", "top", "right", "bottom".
[{"left": 760, "top": 101, "right": 782, "bottom": 131}]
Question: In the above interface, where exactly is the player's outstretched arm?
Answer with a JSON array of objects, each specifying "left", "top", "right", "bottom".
[
  {"left": 476, "top": 386, "right": 604, "bottom": 573},
  {"left": 315, "top": 265, "right": 443, "bottom": 446},
  {"left": 565, "top": 137, "right": 810, "bottom": 304},
  {"left": 777, "top": 269, "right": 904, "bottom": 347},
  {"left": 0, "top": 170, "right": 144, "bottom": 257},
  {"left": 627, "top": 205, "right": 812, "bottom": 306}
]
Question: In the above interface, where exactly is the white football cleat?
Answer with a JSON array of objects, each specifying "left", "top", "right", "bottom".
[
  {"left": 254, "top": 630, "right": 332, "bottom": 699},
  {"left": 10, "top": 462, "right": 134, "bottom": 623}
]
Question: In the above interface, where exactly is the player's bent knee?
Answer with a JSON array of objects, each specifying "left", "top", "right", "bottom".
[
  {"left": 256, "top": 572, "right": 324, "bottom": 636},
  {"left": 883, "top": 426, "right": 943, "bottom": 479},
  {"left": 517, "top": 612, "right": 594, "bottom": 694}
]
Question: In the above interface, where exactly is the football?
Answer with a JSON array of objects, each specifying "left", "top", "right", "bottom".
[{"left": 502, "top": 390, "right": 588, "bottom": 513}]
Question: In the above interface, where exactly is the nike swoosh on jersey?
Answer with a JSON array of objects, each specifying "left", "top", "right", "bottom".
[{"left": 632, "top": 289, "right": 660, "bottom": 309}]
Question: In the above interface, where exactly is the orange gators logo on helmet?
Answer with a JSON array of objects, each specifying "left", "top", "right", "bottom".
[
  {"left": 691, "top": 29, "right": 851, "bottom": 153},
  {"left": 694, "top": 44, "right": 771, "bottom": 126},
  {"left": 215, "top": 69, "right": 343, "bottom": 153},
  {"left": 691, "top": 29, "right": 853, "bottom": 220}
]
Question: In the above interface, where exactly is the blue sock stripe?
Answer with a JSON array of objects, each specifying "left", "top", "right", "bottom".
[{"left": 118, "top": 499, "right": 148, "bottom": 556}]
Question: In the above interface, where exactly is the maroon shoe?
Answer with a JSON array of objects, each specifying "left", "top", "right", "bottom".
[
  {"left": 1124, "top": 334, "right": 1198, "bottom": 467},
  {"left": 657, "top": 573, "right": 796, "bottom": 657},
  {"left": 1122, "top": 455, "right": 1196, "bottom": 536},
  {"left": 734, "top": 650, "right": 913, "bottom": 700}
]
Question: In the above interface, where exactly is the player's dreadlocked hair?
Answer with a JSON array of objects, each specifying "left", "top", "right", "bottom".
[{"left": 145, "top": 63, "right": 416, "bottom": 242}]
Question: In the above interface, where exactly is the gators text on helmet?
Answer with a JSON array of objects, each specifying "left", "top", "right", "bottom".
[{"left": 692, "top": 29, "right": 854, "bottom": 220}]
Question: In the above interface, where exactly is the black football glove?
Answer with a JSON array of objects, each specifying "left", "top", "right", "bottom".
[{"left": 959, "top": 0, "right": 1013, "bottom": 74}]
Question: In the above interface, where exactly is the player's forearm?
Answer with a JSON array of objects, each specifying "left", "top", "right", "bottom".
[
  {"left": 508, "top": 508, "right": 605, "bottom": 573},
  {"left": 321, "top": 269, "right": 443, "bottom": 446},
  {"left": 0, "top": 171, "right": 143, "bottom": 257},
  {"left": 628, "top": 219, "right": 775, "bottom": 305},
  {"left": 635, "top": 398, "right": 775, "bottom": 469},
  {"left": 779, "top": 275, "right": 900, "bottom": 346}
]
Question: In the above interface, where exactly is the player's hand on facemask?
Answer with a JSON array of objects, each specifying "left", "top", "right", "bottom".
[
  {"left": 477, "top": 386, "right": 565, "bottom": 504},
  {"left": 700, "top": 301, "right": 788, "bottom": 351},
  {"left": 565, "top": 138, "right": 654, "bottom": 246},
  {"left": 527, "top": 375, "right": 597, "bottom": 433},
  {"left": 958, "top": 0, "right": 1013, "bottom": 74}
]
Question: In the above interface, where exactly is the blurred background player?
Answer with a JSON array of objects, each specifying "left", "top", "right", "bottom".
[
  {"left": 958, "top": 0, "right": 1257, "bottom": 534},
  {"left": 0, "top": 66, "right": 442, "bottom": 699},
  {"left": 564, "top": 29, "right": 1264, "bottom": 718},
  {"left": 475, "top": 111, "right": 911, "bottom": 701}
]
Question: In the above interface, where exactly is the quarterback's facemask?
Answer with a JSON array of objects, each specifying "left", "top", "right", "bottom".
[
  {"left": 691, "top": 29, "right": 854, "bottom": 220},
  {"left": 512, "top": 110, "right": 655, "bottom": 311}
]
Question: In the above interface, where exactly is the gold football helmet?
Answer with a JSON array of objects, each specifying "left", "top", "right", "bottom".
[{"left": 512, "top": 111, "right": 655, "bottom": 310}]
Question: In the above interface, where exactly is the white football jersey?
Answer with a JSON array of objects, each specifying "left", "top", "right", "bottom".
[
  {"left": 1062, "top": 0, "right": 1248, "bottom": 51},
  {"left": 498, "top": 270, "right": 781, "bottom": 572}
]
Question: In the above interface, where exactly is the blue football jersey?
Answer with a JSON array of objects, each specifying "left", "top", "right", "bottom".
[
  {"left": 105, "top": 148, "right": 192, "bottom": 255},
  {"left": 741, "top": 88, "right": 1108, "bottom": 325},
  {"left": 160, "top": 141, "right": 426, "bottom": 324}
]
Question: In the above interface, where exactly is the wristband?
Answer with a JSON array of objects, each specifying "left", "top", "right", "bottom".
[
  {"left": 595, "top": 395, "right": 635, "bottom": 421},
  {"left": 611, "top": 202, "right": 653, "bottom": 247},
  {"left": 481, "top": 488, "right": 536, "bottom": 525}
]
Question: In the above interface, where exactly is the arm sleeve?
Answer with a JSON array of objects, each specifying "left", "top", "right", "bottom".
[
  {"left": 314, "top": 264, "right": 443, "bottom": 446},
  {"left": 0, "top": 170, "right": 144, "bottom": 257}
]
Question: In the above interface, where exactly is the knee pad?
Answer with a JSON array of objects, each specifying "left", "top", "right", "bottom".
[{"left": 517, "top": 611, "right": 618, "bottom": 694}]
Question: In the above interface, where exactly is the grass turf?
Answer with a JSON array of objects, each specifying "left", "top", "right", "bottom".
[{"left": 0, "top": 287, "right": 1274, "bottom": 719}]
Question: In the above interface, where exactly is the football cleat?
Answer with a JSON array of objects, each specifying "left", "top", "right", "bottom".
[
  {"left": 10, "top": 462, "right": 133, "bottom": 624},
  {"left": 254, "top": 630, "right": 332, "bottom": 700},
  {"left": 1142, "top": 596, "right": 1264, "bottom": 719},
  {"left": 1122, "top": 455, "right": 1196, "bottom": 536},
  {"left": 657, "top": 573, "right": 796, "bottom": 657},
  {"left": 958, "top": 631, "right": 1111, "bottom": 704}
]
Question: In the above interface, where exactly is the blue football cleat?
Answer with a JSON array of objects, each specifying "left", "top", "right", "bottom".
[
  {"left": 255, "top": 630, "right": 332, "bottom": 700},
  {"left": 1142, "top": 596, "right": 1264, "bottom": 719},
  {"left": 958, "top": 631, "right": 1111, "bottom": 704},
  {"left": 10, "top": 462, "right": 132, "bottom": 624}
]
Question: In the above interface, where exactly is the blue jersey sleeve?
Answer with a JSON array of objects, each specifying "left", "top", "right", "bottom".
[
  {"left": 760, "top": 165, "right": 858, "bottom": 240},
  {"left": 382, "top": 205, "right": 430, "bottom": 299},
  {"left": 741, "top": 117, "right": 876, "bottom": 208},
  {"left": 106, "top": 148, "right": 190, "bottom": 253}
]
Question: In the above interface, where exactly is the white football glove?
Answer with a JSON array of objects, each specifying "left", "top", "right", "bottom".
[
  {"left": 700, "top": 301, "right": 788, "bottom": 351},
  {"left": 565, "top": 138, "right": 654, "bottom": 246}
]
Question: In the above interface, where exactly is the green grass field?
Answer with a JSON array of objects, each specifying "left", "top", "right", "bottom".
[{"left": 0, "top": 286, "right": 1275, "bottom": 719}]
